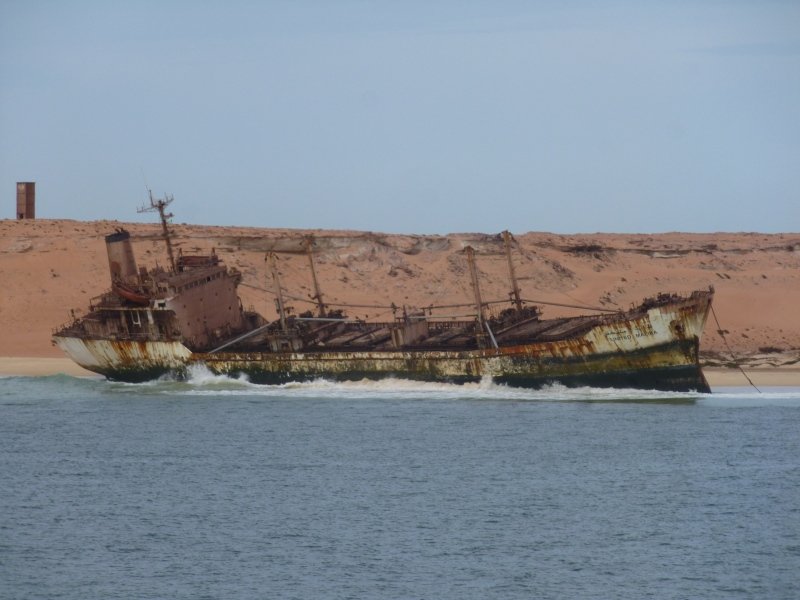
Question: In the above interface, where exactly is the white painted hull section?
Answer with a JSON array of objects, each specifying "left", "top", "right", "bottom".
[{"left": 53, "top": 337, "right": 192, "bottom": 373}]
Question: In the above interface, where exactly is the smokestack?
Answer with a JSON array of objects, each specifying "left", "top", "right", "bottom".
[
  {"left": 16, "top": 182, "right": 35, "bottom": 219},
  {"left": 105, "top": 229, "right": 138, "bottom": 284}
]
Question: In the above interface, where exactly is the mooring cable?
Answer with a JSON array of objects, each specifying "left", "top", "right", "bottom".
[{"left": 710, "top": 304, "right": 761, "bottom": 393}]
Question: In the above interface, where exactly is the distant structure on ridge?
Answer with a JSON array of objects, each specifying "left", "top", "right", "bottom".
[{"left": 16, "top": 182, "right": 35, "bottom": 219}]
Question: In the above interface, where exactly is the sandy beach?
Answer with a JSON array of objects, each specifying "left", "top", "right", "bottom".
[
  {"left": 0, "top": 357, "right": 97, "bottom": 378},
  {"left": 703, "top": 367, "right": 800, "bottom": 388},
  {"left": 1, "top": 218, "right": 798, "bottom": 385}
]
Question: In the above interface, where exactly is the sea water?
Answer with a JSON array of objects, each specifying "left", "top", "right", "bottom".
[{"left": 1, "top": 369, "right": 799, "bottom": 599}]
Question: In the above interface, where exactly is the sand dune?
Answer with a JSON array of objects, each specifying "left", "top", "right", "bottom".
[{"left": 1, "top": 219, "right": 798, "bottom": 371}]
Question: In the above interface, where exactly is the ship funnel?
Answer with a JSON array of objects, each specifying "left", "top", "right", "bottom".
[{"left": 105, "top": 228, "right": 138, "bottom": 284}]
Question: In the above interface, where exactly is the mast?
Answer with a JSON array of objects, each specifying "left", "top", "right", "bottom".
[
  {"left": 465, "top": 246, "right": 487, "bottom": 347},
  {"left": 267, "top": 252, "right": 288, "bottom": 333},
  {"left": 138, "top": 190, "right": 177, "bottom": 272},
  {"left": 304, "top": 236, "right": 326, "bottom": 317},
  {"left": 503, "top": 230, "right": 523, "bottom": 313}
]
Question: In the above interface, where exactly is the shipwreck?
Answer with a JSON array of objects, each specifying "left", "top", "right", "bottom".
[{"left": 53, "top": 195, "right": 714, "bottom": 392}]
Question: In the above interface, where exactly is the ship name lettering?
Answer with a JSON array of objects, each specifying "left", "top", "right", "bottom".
[{"left": 604, "top": 325, "right": 655, "bottom": 342}]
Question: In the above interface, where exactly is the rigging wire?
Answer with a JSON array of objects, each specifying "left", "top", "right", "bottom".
[
  {"left": 710, "top": 304, "right": 761, "bottom": 393},
  {"left": 240, "top": 246, "right": 616, "bottom": 317},
  {"left": 520, "top": 298, "right": 617, "bottom": 313},
  {"left": 242, "top": 281, "right": 618, "bottom": 315},
  {"left": 560, "top": 290, "right": 617, "bottom": 311}
]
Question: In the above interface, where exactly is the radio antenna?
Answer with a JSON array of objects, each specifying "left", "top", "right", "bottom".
[{"left": 139, "top": 167, "right": 150, "bottom": 193}]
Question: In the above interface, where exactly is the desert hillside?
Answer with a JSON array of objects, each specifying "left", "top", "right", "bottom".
[{"left": 1, "top": 219, "right": 798, "bottom": 365}]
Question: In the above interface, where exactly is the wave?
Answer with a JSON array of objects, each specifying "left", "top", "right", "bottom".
[
  {"left": 4, "top": 366, "right": 799, "bottom": 405},
  {"left": 96, "top": 367, "right": 715, "bottom": 403}
]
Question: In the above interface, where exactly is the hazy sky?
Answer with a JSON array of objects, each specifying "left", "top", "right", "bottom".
[{"left": 1, "top": 1, "right": 798, "bottom": 234}]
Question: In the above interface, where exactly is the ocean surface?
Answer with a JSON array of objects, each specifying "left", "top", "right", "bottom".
[{"left": 2, "top": 369, "right": 799, "bottom": 599}]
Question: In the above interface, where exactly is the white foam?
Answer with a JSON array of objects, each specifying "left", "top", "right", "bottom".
[
  {"left": 94, "top": 367, "right": 800, "bottom": 404},
  {"left": 183, "top": 363, "right": 253, "bottom": 386},
  {"left": 138, "top": 373, "right": 711, "bottom": 402}
]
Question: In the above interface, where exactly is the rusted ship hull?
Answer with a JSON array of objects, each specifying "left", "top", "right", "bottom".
[
  {"left": 53, "top": 336, "right": 193, "bottom": 381},
  {"left": 53, "top": 292, "right": 712, "bottom": 392},
  {"left": 196, "top": 339, "right": 707, "bottom": 392}
]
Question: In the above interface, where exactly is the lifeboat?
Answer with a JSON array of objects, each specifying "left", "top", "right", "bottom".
[{"left": 113, "top": 282, "right": 150, "bottom": 306}]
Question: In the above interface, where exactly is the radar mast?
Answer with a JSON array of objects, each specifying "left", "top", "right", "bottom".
[{"left": 138, "top": 190, "right": 177, "bottom": 272}]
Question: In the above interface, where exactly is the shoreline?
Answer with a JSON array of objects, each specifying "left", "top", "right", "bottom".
[
  {"left": 1, "top": 357, "right": 798, "bottom": 388},
  {"left": 703, "top": 367, "right": 800, "bottom": 388},
  {"left": 0, "top": 357, "right": 99, "bottom": 378}
]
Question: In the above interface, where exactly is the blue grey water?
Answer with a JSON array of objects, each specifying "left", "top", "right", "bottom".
[{"left": 2, "top": 370, "right": 799, "bottom": 599}]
